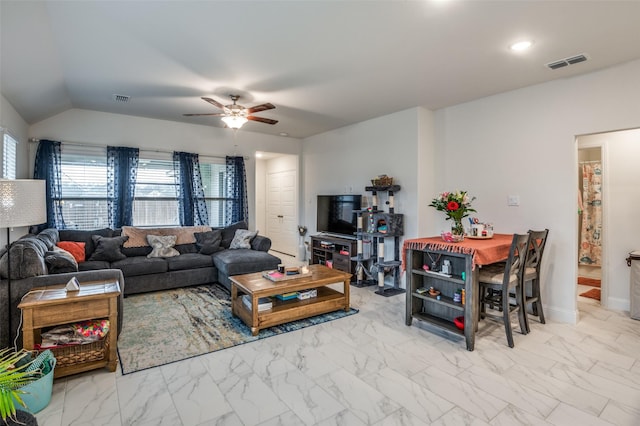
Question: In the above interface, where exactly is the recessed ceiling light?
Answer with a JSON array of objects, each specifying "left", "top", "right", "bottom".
[
  {"left": 279, "top": 132, "right": 289, "bottom": 137},
  {"left": 255, "top": 152, "right": 263, "bottom": 158},
  {"left": 509, "top": 40, "right": 534, "bottom": 51}
]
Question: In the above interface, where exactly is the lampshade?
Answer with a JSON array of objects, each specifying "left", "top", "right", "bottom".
[
  {"left": 221, "top": 115, "right": 248, "bottom": 129},
  {"left": 0, "top": 179, "right": 46, "bottom": 228}
]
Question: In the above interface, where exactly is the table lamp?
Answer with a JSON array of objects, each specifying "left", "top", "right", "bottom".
[{"left": 0, "top": 179, "right": 46, "bottom": 348}]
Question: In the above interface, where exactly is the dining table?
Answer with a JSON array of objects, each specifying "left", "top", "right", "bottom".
[{"left": 403, "top": 233, "right": 513, "bottom": 350}]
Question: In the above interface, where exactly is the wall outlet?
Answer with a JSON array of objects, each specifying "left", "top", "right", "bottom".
[{"left": 507, "top": 195, "right": 520, "bottom": 206}]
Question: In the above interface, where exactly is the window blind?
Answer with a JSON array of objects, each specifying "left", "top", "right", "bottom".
[{"left": 2, "top": 132, "right": 18, "bottom": 179}]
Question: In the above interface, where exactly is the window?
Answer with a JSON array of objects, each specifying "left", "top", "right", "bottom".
[
  {"left": 199, "top": 158, "right": 227, "bottom": 227},
  {"left": 58, "top": 147, "right": 229, "bottom": 229},
  {"left": 133, "top": 158, "right": 179, "bottom": 227},
  {"left": 2, "top": 130, "right": 18, "bottom": 179},
  {"left": 59, "top": 146, "right": 108, "bottom": 229}
]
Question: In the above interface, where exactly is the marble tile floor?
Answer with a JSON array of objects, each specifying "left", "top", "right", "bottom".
[{"left": 35, "top": 264, "right": 640, "bottom": 425}]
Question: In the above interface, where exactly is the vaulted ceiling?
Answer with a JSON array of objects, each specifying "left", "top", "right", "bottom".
[{"left": 2, "top": 1, "right": 640, "bottom": 139}]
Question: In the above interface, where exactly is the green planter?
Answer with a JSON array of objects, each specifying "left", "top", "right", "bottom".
[
  {"left": 0, "top": 348, "right": 53, "bottom": 424},
  {"left": 14, "top": 350, "right": 56, "bottom": 414}
]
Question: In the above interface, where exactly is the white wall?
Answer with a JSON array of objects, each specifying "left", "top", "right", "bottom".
[
  {"left": 302, "top": 107, "right": 435, "bottom": 272},
  {"left": 435, "top": 58, "right": 640, "bottom": 323},
  {"left": 578, "top": 129, "right": 640, "bottom": 311},
  {"left": 28, "top": 109, "right": 301, "bottom": 230},
  {"left": 0, "top": 94, "right": 31, "bottom": 247}
]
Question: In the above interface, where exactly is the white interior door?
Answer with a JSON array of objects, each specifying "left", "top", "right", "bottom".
[{"left": 267, "top": 170, "right": 297, "bottom": 256}]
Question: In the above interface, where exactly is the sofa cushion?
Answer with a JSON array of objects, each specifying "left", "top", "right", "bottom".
[
  {"left": 167, "top": 253, "right": 214, "bottom": 271},
  {"left": 59, "top": 228, "right": 114, "bottom": 260},
  {"left": 220, "top": 221, "right": 248, "bottom": 249},
  {"left": 37, "top": 229, "right": 59, "bottom": 250},
  {"left": 146, "top": 235, "right": 180, "bottom": 258},
  {"left": 45, "top": 247, "right": 79, "bottom": 274},
  {"left": 250, "top": 235, "right": 272, "bottom": 252},
  {"left": 89, "top": 235, "right": 129, "bottom": 262},
  {"left": 121, "top": 226, "right": 212, "bottom": 248},
  {"left": 175, "top": 243, "right": 198, "bottom": 254},
  {"left": 194, "top": 230, "right": 223, "bottom": 255},
  {"left": 230, "top": 229, "right": 258, "bottom": 249},
  {"left": 78, "top": 260, "right": 112, "bottom": 271},
  {"left": 57, "top": 241, "right": 86, "bottom": 262},
  {"left": 111, "top": 256, "right": 168, "bottom": 277},
  {"left": 121, "top": 245, "right": 152, "bottom": 257},
  {"left": 0, "top": 236, "right": 48, "bottom": 279},
  {"left": 212, "top": 249, "right": 281, "bottom": 277}
]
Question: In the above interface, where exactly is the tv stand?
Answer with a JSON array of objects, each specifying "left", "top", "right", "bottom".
[
  {"left": 317, "top": 232, "right": 357, "bottom": 240},
  {"left": 310, "top": 234, "right": 357, "bottom": 279}
]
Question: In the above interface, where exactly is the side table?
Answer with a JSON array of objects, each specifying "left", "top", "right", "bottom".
[{"left": 18, "top": 280, "right": 120, "bottom": 378}]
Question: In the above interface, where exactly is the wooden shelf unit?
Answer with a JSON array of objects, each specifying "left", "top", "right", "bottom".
[
  {"left": 405, "top": 248, "right": 475, "bottom": 349},
  {"left": 309, "top": 234, "right": 358, "bottom": 277},
  {"left": 18, "top": 280, "right": 120, "bottom": 378}
]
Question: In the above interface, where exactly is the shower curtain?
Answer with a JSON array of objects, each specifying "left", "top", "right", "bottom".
[{"left": 579, "top": 162, "right": 602, "bottom": 266}]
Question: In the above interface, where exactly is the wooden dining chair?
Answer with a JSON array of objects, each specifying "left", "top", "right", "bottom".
[
  {"left": 478, "top": 233, "right": 529, "bottom": 348},
  {"left": 521, "top": 229, "right": 549, "bottom": 333}
]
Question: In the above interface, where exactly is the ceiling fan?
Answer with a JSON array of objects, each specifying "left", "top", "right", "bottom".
[{"left": 183, "top": 95, "right": 278, "bottom": 129}]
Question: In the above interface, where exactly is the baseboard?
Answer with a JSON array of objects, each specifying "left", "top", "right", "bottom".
[
  {"left": 546, "top": 304, "right": 579, "bottom": 325},
  {"left": 605, "top": 296, "right": 629, "bottom": 312}
]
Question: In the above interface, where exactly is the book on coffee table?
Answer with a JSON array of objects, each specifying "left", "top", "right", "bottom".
[
  {"left": 242, "top": 295, "right": 272, "bottom": 311},
  {"left": 262, "top": 270, "right": 312, "bottom": 282}
]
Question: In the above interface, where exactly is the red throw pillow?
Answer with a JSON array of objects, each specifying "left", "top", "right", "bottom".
[{"left": 57, "top": 241, "right": 86, "bottom": 263}]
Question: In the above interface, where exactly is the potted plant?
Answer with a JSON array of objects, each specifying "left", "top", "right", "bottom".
[{"left": 0, "top": 348, "right": 39, "bottom": 426}]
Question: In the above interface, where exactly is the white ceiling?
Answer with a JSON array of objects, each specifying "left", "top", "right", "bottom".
[{"left": 2, "top": 1, "right": 640, "bottom": 139}]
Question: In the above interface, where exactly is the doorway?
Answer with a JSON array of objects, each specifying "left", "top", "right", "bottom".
[
  {"left": 576, "top": 127, "right": 640, "bottom": 314},
  {"left": 577, "top": 146, "right": 602, "bottom": 306},
  {"left": 255, "top": 153, "right": 300, "bottom": 258}
]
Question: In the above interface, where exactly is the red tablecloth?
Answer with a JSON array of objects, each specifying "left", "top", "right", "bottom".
[{"left": 402, "top": 233, "right": 513, "bottom": 270}]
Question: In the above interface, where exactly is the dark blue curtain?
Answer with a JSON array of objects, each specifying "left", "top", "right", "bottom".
[
  {"left": 225, "top": 156, "right": 248, "bottom": 224},
  {"left": 107, "top": 146, "right": 139, "bottom": 228},
  {"left": 33, "top": 139, "right": 65, "bottom": 230},
  {"left": 173, "top": 151, "right": 209, "bottom": 226}
]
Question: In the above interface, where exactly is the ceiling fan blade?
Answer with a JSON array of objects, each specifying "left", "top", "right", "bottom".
[
  {"left": 183, "top": 113, "right": 225, "bottom": 117},
  {"left": 247, "top": 103, "right": 275, "bottom": 114},
  {"left": 201, "top": 97, "right": 225, "bottom": 110},
  {"left": 247, "top": 115, "right": 278, "bottom": 125}
]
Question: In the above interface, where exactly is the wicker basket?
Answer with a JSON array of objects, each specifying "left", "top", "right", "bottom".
[
  {"left": 49, "top": 336, "right": 108, "bottom": 368},
  {"left": 371, "top": 176, "right": 393, "bottom": 186}
]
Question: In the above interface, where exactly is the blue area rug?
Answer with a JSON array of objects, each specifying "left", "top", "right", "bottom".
[{"left": 117, "top": 284, "right": 358, "bottom": 374}]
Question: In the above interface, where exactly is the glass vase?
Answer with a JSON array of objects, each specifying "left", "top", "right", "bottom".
[{"left": 451, "top": 219, "right": 465, "bottom": 242}]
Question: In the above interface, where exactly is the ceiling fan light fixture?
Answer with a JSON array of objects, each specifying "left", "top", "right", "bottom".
[
  {"left": 221, "top": 115, "right": 248, "bottom": 129},
  {"left": 509, "top": 40, "right": 534, "bottom": 52}
]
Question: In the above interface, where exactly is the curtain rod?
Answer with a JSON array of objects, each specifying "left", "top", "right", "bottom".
[{"left": 28, "top": 138, "right": 250, "bottom": 160}]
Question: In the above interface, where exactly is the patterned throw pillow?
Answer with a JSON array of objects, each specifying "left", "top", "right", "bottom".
[
  {"left": 229, "top": 229, "right": 258, "bottom": 250},
  {"left": 57, "top": 241, "right": 86, "bottom": 262},
  {"left": 147, "top": 235, "right": 180, "bottom": 258}
]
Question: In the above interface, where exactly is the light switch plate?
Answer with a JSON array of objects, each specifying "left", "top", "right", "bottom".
[{"left": 507, "top": 195, "right": 520, "bottom": 206}]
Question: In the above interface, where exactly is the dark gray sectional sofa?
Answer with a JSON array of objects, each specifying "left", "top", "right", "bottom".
[{"left": 0, "top": 221, "right": 281, "bottom": 348}]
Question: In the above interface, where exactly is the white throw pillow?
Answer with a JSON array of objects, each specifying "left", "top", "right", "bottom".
[
  {"left": 229, "top": 229, "right": 258, "bottom": 249},
  {"left": 146, "top": 235, "right": 180, "bottom": 258}
]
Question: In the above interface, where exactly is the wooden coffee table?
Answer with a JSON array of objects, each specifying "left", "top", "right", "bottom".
[{"left": 230, "top": 264, "right": 352, "bottom": 335}]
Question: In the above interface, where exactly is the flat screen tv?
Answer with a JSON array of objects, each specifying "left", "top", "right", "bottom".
[{"left": 316, "top": 195, "right": 362, "bottom": 238}]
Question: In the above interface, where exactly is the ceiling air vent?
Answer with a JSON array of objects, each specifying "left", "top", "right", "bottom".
[
  {"left": 547, "top": 60, "right": 568, "bottom": 70},
  {"left": 546, "top": 53, "right": 588, "bottom": 70},
  {"left": 112, "top": 94, "right": 130, "bottom": 103},
  {"left": 567, "top": 54, "right": 587, "bottom": 65}
]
